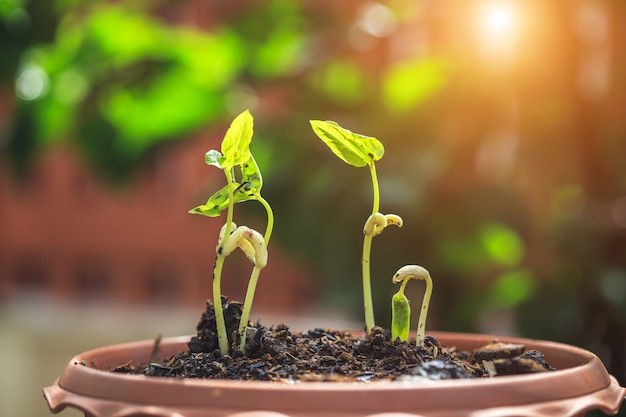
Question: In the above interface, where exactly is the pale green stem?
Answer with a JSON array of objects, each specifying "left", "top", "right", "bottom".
[
  {"left": 361, "top": 235, "right": 374, "bottom": 331},
  {"left": 257, "top": 196, "right": 274, "bottom": 246},
  {"left": 399, "top": 278, "right": 409, "bottom": 295},
  {"left": 416, "top": 275, "right": 433, "bottom": 345},
  {"left": 238, "top": 265, "right": 262, "bottom": 352},
  {"left": 362, "top": 161, "right": 380, "bottom": 332},
  {"left": 213, "top": 168, "right": 237, "bottom": 356},
  {"left": 237, "top": 195, "right": 274, "bottom": 352},
  {"left": 212, "top": 254, "right": 229, "bottom": 356},
  {"left": 369, "top": 161, "right": 380, "bottom": 214}
]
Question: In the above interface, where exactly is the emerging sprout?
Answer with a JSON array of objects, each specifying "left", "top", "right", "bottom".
[
  {"left": 364, "top": 213, "right": 403, "bottom": 237},
  {"left": 190, "top": 110, "right": 274, "bottom": 356},
  {"left": 310, "top": 120, "right": 402, "bottom": 332},
  {"left": 391, "top": 265, "right": 433, "bottom": 345},
  {"left": 220, "top": 225, "right": 267, "bottom": 268}
]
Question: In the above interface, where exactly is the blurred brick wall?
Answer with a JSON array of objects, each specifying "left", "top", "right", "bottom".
[{"left": 0, "top": 131, "right": 316, "bottom": 313}]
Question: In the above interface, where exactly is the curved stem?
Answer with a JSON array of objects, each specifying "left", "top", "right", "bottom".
[
  {"left": 257, "top": 195, "right": 274, "bottom": 245},
  {"left": 399, "top": 277, "right": 409, "bottom": 294},
  {"left": 416, "top": 275, "right": 433, "bottom": 345},
  {"left": 237, "top": 195, "right": 274, "bottom": 352}
]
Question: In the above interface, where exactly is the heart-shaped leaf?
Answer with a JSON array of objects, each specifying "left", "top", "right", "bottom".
[
  {"left": 221, "top": 109, "right": 253, "bottom": 168},
  {"left": 310, "top": 120, "right": 384, "bottom": 167}
]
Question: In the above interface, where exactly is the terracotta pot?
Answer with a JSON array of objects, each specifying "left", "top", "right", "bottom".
[{"left": 43, "top": 332, "right": 625, "bottom": 417}]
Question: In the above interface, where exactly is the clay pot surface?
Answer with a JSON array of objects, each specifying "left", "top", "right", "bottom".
[{"left": 43, "top": 332, "right": 625, "bottom": 417}]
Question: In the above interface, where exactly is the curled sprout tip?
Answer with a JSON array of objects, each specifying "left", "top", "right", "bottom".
[
  {"left": 364, "top": 212, "right": 386, "bottom": 236},
  {"left": 393, "top": 264, "right": 430, "bottom": 284},
  {"left": 217, "top": 222, "right": 237, "bottom": 248},
  {"left": 221, "top": 226, "right": 267, "bottom": 268},
  {"left": 364, "top": 212, "right": 403, "bottom": 237},
  {"left": 384, "top": 214, "right": 403, "bottom": 228},
  {"left": 391, "top": 264, "right": 433, "bottom": 346}
]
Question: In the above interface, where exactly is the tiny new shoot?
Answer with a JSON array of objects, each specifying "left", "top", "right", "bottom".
[
  {"left": 310, "top": 120, "right": 402, "bottom": 332},
  {"left": 391, "top": 265, "right": 433, "bottom": 345},
  {"left": 189, "top": 110, "right": 274, "bottom": 356}
]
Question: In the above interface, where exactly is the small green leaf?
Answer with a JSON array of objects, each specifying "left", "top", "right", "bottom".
[
  {"left": 188, "top": 204, "right": 222, "bottom": 217},
  {"left": 205, "top": 149, "right": 226, "bottom": 168},
  {"left": 189, "top": 156, "right": 264, "bottom": 218},
  {"left": 240, "top": 154, "right": 263, "bottom": 193},
  {"left": 310, "top": 120, "right": 384, "bottom": 167},
  {"left": 391, "top": 291, "right": 410, "bottom": 342},
  {"left": 221, "top": 109, "right": 253, "bottom": 168},
  {"left": 188, "top": 184, "right": 233, "bottom": 217},
  {"left": 189, "top": 182, "right": 257, "bottom": 217}
]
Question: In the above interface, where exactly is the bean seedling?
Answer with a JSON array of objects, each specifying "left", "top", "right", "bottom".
[
  {"left": 190, "top": 110, "right": 274, "bottom": 355},
  {"left": 191, "top": 114, "right": 431, "bottom": 354},
  {"left": 310, "top": 120, "right": 403, "bottom": 332},
  {"left": 391, "top": 265, "right": 433, "bottom": 345}
]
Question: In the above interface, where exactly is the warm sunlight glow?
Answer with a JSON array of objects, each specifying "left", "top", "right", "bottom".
[
  {"left": 482, "top": 5, "right": 515, "bottom": 36},
  {"left": 476, "top": 1, "right": 519, "bottom": 61}
]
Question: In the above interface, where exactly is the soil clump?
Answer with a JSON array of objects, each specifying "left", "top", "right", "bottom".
[{"left": 112, "top": 298, "right": 555, "bottom": 382}]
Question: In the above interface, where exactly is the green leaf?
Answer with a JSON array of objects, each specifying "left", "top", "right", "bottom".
[
  {"left": 310, "top": 120, "right": 384, "bottom": 167},
  {"left": 221, "top": 109, "right": 253, "bottom": 168},
  {"left": 240, "top": 154, "right": 263, "bottom": 193},
  {"left": 391, "top": 291, "right": 410, "bottom": 342},
  {"left": 188, "top": 204, "right": 222, "bottom": 217},
  {"left": 188, "top": 181, "right": 256, "bottom": 217},
  {"left": 205, "top": 149, "right": 226, "bottom": 168},
  {"left": 189, "top": 154, "right": 263, "bottom": 217}
]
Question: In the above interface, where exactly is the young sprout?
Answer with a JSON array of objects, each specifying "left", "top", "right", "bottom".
[
  {"left": 220, "top": 224, "right": 267, "bottom": 268},
  {"left": 364, "top": 213, "right": 403, "bottom": 237},
  {"left": 189, "top": 110, "right": 274, "bottom": 356},
  {"left": 391, "top": 265, "right": 433, "bottom": 345},
  {"left": 310, "top": 120, "right": 401, "bottom": 332},
  {"left": 233, "top": 155, "right": 274, "bottom": 353}
]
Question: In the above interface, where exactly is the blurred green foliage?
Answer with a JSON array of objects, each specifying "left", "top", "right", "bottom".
[
  {"left": 1, "top": 0, "right": 308, "bottom": 180},
  {"left": 2, "top": 0, "right": 626, "bottom": 391},
  {"left": 383, "top": 57, "right": 447, "bottom": 113}
]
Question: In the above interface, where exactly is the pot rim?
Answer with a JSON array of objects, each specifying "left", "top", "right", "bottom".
[
  {"left": 62, "top": 331, "right": 599, "bottom": 387},
  {"left": 45, "top": 331, "right": 626, "bottom": 416}
]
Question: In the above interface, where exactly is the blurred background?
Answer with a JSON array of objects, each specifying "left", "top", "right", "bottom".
[{"left": 1, "top": 0, "right": 625, "bottom": 415}]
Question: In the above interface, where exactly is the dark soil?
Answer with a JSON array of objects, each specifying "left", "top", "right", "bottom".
[{"left": 112, "top": 298, "right": 555, "bottom": 382}]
